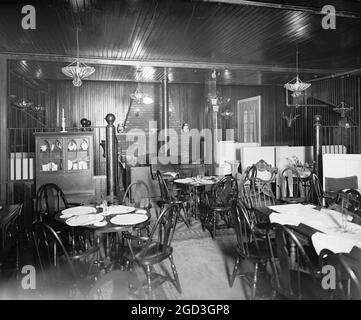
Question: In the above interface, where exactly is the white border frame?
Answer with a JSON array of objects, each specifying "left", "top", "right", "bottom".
[{"left": 237, "top": 95, "right": 261, "bottom": 146}]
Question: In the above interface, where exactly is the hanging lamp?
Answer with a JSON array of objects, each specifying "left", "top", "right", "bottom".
[
  {"left": 284, "top": 50, "right": 311, "bottom": 98},
  {"left": 62, "top": 28, "right": 95, "bottom": 87}
]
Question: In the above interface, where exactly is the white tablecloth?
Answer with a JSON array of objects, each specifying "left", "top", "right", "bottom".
[{"left": 268, "top": 203, "right": 361, "bottom": 254}]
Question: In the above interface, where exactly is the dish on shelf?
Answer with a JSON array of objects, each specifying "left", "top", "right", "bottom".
[
  {"left": 49, "top": 162, "right": 58, "bottom": 171},
  {"left": 80, "top": 139, "right": 89, "bottom": 151},
  {"left": 78, "top": 160, "right": 88, "bottom": 170},
  {"left": 40, "top": 140, "right": 50, "bottom": 152},
  {"left": 68, "top": 139, "right": 77, "bottom": 151},
  {"left": 55, "top": 139, "right": 62, "bottom": 151},
  {"left": 42, "top": 162, "right": 58, "bottom": 171}
]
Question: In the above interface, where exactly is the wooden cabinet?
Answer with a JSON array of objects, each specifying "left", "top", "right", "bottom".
[{"left": 34, "top": 132, "right": 95, "bottom": 202}]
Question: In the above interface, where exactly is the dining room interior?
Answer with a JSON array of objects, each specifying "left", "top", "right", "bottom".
[{"left": 0, "top": 0, "right": 361, "bottom": 301}]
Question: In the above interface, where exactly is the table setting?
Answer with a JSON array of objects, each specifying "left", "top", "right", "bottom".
[
  {"left": 174, "top": 175, "right": 221, "bottom": 186},
  {"left": 266, "top": 203, "right": 361, "bottom": 255},
  {"left": 57, "top": 204, "right": 149, "bottom": 229}
]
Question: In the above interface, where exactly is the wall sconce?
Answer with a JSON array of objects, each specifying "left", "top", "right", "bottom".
[
  {"left": 117, "top": 123, "right": 125, "bottom": 133},
  {"left": 220, "top": 109, "right": 233, "bottom": 119},
  {"left": 134, "top": 108, "right": 140, "bottom": 117}
]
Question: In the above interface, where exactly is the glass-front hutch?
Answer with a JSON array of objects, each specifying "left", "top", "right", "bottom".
[{"left": 34, "top": 132, "right": 95, "bottom": 201}]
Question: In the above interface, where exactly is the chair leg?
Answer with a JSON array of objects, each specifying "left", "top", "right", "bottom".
[
  {"left": 146, "top": 265, "right": 153, "bottom": 300},
  {"left": 251, "top": 262, "right": 259, "bottom": 300},
  {"left": 230, "top": 256, "right": 241, "bottom": 288},
  {"left": 169, "top": 255, "right": 182, "bottom": 294},
  {"left": 213, "top": 212, "right": 216, "bottom": 239}
]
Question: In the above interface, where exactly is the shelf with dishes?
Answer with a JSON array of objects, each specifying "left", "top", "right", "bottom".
[
  {"left": 40, "top": 160, "right": 63, "bottom": 172},
  {"left": 39, "top": 139, "right": 63, "bottom": 153},
  {"left": 67, "top": 159, "right": 90, "bottom": 171},
  {"left": 66, "top": 138, "right": 89, "bottom": 152}
]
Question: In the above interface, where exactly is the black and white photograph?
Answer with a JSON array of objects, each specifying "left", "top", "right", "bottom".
[{"left": 0, "top": 0, "right": 361, "bottom": 306}]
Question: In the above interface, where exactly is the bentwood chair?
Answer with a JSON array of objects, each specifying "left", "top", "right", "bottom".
[
  {"left": 122, "top": 180, "right": 152, "bottom": 231},
  {"left": 156, "top": 170, "right": 189, "bottom": 226},
  {"left": 32, "top": 221, "right": 96, "bottom": 298},
  {"left": 204, "top": 175, "right": 238, "bottom": 238},
  {"left": 330, "top": 190, "right": 361, "bottom": 224},
  {"left": 280, "top": 167, "right": 311, "bottom": 204},
  {"left": 241, "top": 161, "right": 277, "bottom": 209},
  {"left": 35, "top": 183, "right": 90, "bottom": 258},
  {"left": 319, "top": 249, "right": 361, "bottom": 300},
  {"left": 124, "top": 204, "right": 182, "bottom": 299},
  {"left": 268, "top": 223, "right": 326, "bottom": 300},
  {"left": 240, "top": 162, "right": 277, "bottom": 230},
  {"left": 35, "top": 183, "right": 82, "bottom": 225},
  {"left": 229, "top": 202, "right": 273, "bottom": 299}
]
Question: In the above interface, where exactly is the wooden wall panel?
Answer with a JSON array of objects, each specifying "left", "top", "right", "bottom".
[
  {"left": 169, "top": 83, "right": 204, "bottom": 131},
  {"left": 292, "top": 75, "right": 361, "bottom": 150},
  {"left": 0, "top": 57, "right": 7, "bottom": 202},
  {"left": 48, "top": 81, "right": 205, "bottom": 131},
  {"left": 218, "top": 85, "right": 287, "bottom": 146},
  {"left": 8, "top": 74, "right": 46, "bottom": 129}
]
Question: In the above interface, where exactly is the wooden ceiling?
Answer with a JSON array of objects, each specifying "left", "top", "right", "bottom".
[{"left": 2, "top": 0, "right": 361, "bottom": 85}]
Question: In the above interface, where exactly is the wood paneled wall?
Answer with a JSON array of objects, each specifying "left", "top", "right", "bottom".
[
  {"left": 47, "top": 80, "right": 205, "bottom": 131},
  {"left": 47, "top": 80, "right": 288, "bottom": 146},
  {"left": 8, "top": 74, "right": 47, "bottom": 129},
  {"left": 292, "top": 75, "right": 361, "bottom": 148},
  {"left": 218, "top": 85, "right": 288, "bottom": 146}
]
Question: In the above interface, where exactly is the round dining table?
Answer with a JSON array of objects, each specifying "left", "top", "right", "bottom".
[{"left": 54, "top": 205, "right": 151, "bottom": 274}]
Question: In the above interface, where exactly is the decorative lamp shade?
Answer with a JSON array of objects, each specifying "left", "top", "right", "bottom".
[
  {"left": 13, "top": 97, "right": 33, "bottom": 108},
  {"left": 62, "top": 60, "right": 95, "bottom": 87},
  {"left": 284, "top": 75, "right": 311, "bottom": 94}
]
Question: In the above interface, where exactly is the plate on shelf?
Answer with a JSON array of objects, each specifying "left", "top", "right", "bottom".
[
  {"left": 110, "top": 213, "right": 148, "bottom": 226},
  {"left": 40, "top": 140, "right": 50, "bottom": 152},
  {"left": 68, "top": 139, "right": 77, "bottom": 151},
  {"left": 80, "top": 139, "right": 88, "bottom": 151},
  {"left": 55, "top": 139, "right": 62, "bottom": 151},
  {"left": 61, "top": 206, "right": 97, "bottom": 217}
]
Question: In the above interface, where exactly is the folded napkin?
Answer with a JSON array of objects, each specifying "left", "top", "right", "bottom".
[
  {"left": 269, "top": 212, "right": 302, "bottom": 226},
  {"left": 311, "top": 232, "right": 360, "bottom": 255}
]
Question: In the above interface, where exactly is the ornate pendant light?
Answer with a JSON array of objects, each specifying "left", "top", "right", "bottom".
[
  {"left": 130, "top": 68, "right": 154, "bottom": 104},
  {"left": 62, "top": 28, "right": 95, "bottom": 87},
  {"left": 284, "top": 50, "right": 311, "bottom": 98},
  {"left": 333, "top": 77, "right": 354, "bottom": 127}
]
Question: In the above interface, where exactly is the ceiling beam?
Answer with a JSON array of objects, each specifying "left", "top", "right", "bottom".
[
  {"left": 0, "top": 52, "right": 346, "bottom": 75},
  {"left": 202, "top": 0, "right": 361, "bottom": 18},
  {"left": 307, "top": 67, "right": 361, "bottom": 82}
]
